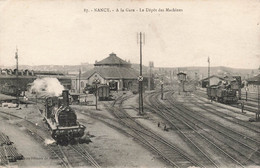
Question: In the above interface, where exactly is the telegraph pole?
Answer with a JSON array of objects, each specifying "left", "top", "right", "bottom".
[
  {"left": 208, "top": 57, "right": 210, "bottom": 86},
  {"left": 79, "top": 69, "right": 81, "bottom": 93},
  {"left": 148, "top": 61, "right": 153, "bottom": 91},
  {"left": 257, "top": 85, "right": 260, "bottom": 121},
  {"left": 15, "top": 48, "right": 19, "bottom": 104},
  {"left": 148, "top": 62, "right": 151, "bottom": 91},
  {"left": 96, "top": 83, "right": 98, "bottom": 110},
  {"left": 138, "top": 32, "right": 144, "bottom": 115}
]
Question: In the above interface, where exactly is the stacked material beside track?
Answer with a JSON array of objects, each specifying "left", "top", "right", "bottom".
[{"left": 0, "top": 132, "right": 23, "bottom": 165}]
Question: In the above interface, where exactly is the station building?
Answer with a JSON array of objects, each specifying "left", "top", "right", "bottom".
[
  {"left": 72, "top": 53, "right": 139, "bottom": 92},
  {"left": 0, "top": 69, "right": 72, "bottom": 96},
  {"left": 0, "top": 69, "right": 36, "bottom": 95}
]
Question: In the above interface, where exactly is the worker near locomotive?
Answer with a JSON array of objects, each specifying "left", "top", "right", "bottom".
[{"left": 41, "top": 90, "right": 87, "bottom": 145}]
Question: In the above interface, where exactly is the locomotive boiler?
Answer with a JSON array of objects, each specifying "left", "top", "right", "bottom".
[{"left": 43, "top": 90, "right": 85, "bottom": 142}]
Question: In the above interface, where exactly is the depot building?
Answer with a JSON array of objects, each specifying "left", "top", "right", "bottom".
[{"left": 73, "top": 53, "right": 139, "bottom": 92}]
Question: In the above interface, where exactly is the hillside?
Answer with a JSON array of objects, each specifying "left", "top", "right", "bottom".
[{"left": 1, "top": 64, "right": 258, "bottom": 80}]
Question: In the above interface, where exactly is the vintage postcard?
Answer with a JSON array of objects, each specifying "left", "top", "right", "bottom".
[{"left": 0, "top": 0, "right": 259, "bottom": 167}]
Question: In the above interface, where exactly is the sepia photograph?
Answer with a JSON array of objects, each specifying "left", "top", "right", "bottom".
[{"left": 0, "top": 0, "right": 259, "bottom": 167}]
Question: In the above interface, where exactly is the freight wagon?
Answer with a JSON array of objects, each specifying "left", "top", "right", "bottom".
[{"left": 97, "top": 85, "right": 110, "bottom": 101}]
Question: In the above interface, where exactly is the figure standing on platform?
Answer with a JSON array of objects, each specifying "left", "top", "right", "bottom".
[{"left": 241, "top": 101, "right": 245, "bottom": 113}]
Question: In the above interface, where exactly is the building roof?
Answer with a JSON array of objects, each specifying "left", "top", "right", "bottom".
[
  {"left": 82, "top": 66, "right": 138, "bottom": 80},
  {"left": 34, "top": 71, "right": 65, "bottom": 76},
  {"left": 0, "top": 93, "right": 16, "bottom": 101},
  {"left": 247, "top": 74, "right": 260, "bottom": 85},
  {"left": 223, "top": 75, "right": 237, "bottom": 82},
  {"left": 201, "top": 75, "right": 224, "bottom": 81},
  {"left": 94, "top": 53, "right": 130, "bottom": 67},
  {"left": 177, "top": 72, "right": 187, "bottom": 75}
]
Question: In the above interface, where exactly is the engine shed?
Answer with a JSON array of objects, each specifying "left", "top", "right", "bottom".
[
  {"left": 77, "top": 53, "right": 139, "bottom": 91},
  {"left": 200, "top": 75, "right": 224, "bottom": 88}
]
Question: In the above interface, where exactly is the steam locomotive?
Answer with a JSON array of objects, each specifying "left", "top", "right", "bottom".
[
  {"left": 206, "top": 76, "right": 242, "bottom": 104},
  {"left": 207, "top": 85, "right": 238, "bottom": 103},
  {"left": 43, "top": 90, "right": 86, "bottom": 143}
]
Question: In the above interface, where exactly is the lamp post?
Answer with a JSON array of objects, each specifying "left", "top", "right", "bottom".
[
  {"left": 257, "top": 85, "right": 259, "bottom": 121},
  {"left": 15, "top": 48, "right": 19, "bottom": 105},
  {"left": 245, "top": 87, "right": 248, "bottom": 101},
  {"left": 160, "top": 79, "right": 164, "bottom": 100},
  {"left": 79, "top": 69, "right": 81, "bottom": 93},
  {"left": 94, "top": 79, "right": 100, "bottom": 110}
]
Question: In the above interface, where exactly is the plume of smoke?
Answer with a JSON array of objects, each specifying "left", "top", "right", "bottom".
[
  {"left": 30, "top": 77, "right": 64, "bottom": 97},
  {"left": 44, "top": 138, "right": 56, "bottom": 145}
]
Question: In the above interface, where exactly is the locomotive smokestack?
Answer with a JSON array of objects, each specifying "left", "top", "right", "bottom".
[{"left": 62, "top": 90, "right": 69, "bottom": 106}]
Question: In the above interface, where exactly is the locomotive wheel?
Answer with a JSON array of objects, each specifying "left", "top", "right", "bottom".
[{"left": 56, "top": 135, "right": 72, "bottom": 145}]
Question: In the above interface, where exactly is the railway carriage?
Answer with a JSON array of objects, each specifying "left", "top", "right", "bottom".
[{"left": 0, "top": 84, "right": 21, "bottom": 96}]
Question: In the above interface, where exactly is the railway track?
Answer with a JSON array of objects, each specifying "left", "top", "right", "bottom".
[
  {"left": 241, "top": 92, "right": 259, "bottom": 103},
  {"left": 196, "top": 89, "right": 259, "bottom": 114},
  {"left": 0, "top": 110, "right": 70, "bottom": 167},
  {"left": 144, "top": 92, "right": 247, "bottom": 167},
  {"left": 167, "top": 92, "right": 260, "bottom": 148},
  {"left": 0, "top": 109, "right": 100, "bottom": 168},
  {"left": 160, "top": 91, "right": 260, "bottom": 166},
  {"left": 60, "top": 144, "right": 100, "bottom": 168},
  {"left": 106, "top": 94, "right": 206, "bottom": 168},
  {"left": 180, "top": 93, "right": 260, "bottom": 134}
]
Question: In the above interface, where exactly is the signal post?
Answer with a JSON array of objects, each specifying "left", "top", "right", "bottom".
[{"left": 137, "top": 32, "right": 145, "bottom": 115}]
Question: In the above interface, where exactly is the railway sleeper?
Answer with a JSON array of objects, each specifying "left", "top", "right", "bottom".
[
  {"left": 0, "top": 133, "right": 12, "bottom": 145},
  {"left": 4, "top": 146, "right": 23, "bottom": 161}
]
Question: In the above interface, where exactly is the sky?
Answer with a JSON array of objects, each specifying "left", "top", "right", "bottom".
[{"left": 0, "top": 0, "right": 259, "bottom": 69}]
